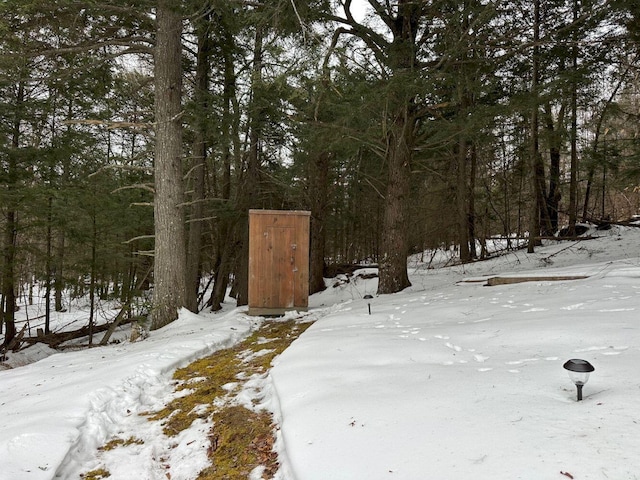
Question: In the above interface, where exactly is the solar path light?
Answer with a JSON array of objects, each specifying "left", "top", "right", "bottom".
[
  {"left": 364, "top": 295, "right": 373, "bottom": 315},
  {"left": 563, "top": 359, "right": 595, "bottom": 401}
]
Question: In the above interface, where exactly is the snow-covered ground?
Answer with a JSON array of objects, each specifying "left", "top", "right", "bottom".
[{"left": 1, "top": 224, "right": 639, "bottom": 479}]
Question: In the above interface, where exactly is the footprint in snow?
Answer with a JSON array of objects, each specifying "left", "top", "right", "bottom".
[
  {"left": 505, "top": 358, "right": 538, "bottom": 365},
  {"left": 473, "top": 354, "right": 490, "bottom": 363},
  {"left": 473, "top": 318, "right": 491, "bottom": 323},
  {"left": 574, "top": 346, "right": 608, "bottom": 353},
  {"left": 561, "top": 303, "right": 585, "bottom": 310},
  {"left": 602, "top": 346, "right": 628, "bottom": 355},
  {"left": 445, "top": 342, "right": 462, "bottom": 352}
]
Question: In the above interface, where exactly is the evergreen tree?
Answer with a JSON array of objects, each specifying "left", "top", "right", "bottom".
[{"left": 150, "top": 0, "right": 187, "bottom": 329}]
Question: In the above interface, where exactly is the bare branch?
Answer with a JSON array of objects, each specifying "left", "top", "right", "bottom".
[
  {"left": 366, "top": 0, "right": 396, "bottom": 32},
  {"left": 37, "top": 38, "right": 153, "bottom": 58},
  {"left": 289, "top": 0, "right": 307, "bottom": 43},
  {"left": 112, "top": 184, "right": 155, "bottom": 194},
  {"left": 124, "top": 235, "right": 155, "bottom": 244},
  {"left": 88, "top": 165, "right": 153, "bottom": 179},
  {"left": 183, "top": 162, "right": 205, "bottom": 181},
  {"left": 322, "top": 26, "right": 388, "bottom": 77},
  {"left": 186, "top": 216, "right": 218, "bottom": 224},
  {"left": 64, "top": 119, "right": 152, "bottom": 130}
]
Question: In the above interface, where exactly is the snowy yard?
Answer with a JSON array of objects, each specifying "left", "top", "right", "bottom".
[{"left": 1, "top": 225, "right": 639, "bottom": 479}]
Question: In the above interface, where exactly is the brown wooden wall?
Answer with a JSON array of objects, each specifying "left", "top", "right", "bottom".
[{"left": 248, "top": 209, "right": 310, "bottom": 316}]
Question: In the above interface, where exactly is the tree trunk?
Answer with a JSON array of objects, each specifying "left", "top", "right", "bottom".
[
  {"left": 544, "top": 103, "right": 563, "bottom": 234},
  {"left": 456, "top": 138, "right": 471, "bottom": 263},
  {"left": 377, "top": 105, "right": 413, "bottom": 294},
  {"left": 221, "top": 23, "right": 236, "bottom": 202},
  {"left": 208, "top": 235, "right": 235, "bottom": 311},
  {"left": 2, "top": 209, "right": 17, "bottom": 348},
  {"left": 54, "top": 231, "right": 65, "bottom": 312},
  {"left": 527, "top": 0, "right": 542, "bottom": 253},
  {"left": 376, "top": 0, "right": 419, "bottom": 294},
  {"left": 567, "top": 0, "right": 579, "bottom": 235},
  {"left": 206, "top": 33, "right": 238, "bottom": 312},
  {"left": 2, "top": 80, "right": 25, "bottom": 347},
  {"left": 151, "top": 1, "right": 187, "bottom": 330},
  {"left": 468, "top": 143, "right": 478, "bottom": 259},
  {"left": 88, "top": 211, "right": 97, "bottom": 345},
  {"left": 185, "top": 18, "right": 211, "bottom": 313},
  {"left": 234, "top": 25, "right": 264, "bottom": 307},
  {"left": 54, "top": 100, "right": 74, "bottom": 313},
  {"left": 309, "top": 151, "right": 331, "bottom": 294},
  {"left": 45, "top": 197, "right": 53, "bottom": 334}
]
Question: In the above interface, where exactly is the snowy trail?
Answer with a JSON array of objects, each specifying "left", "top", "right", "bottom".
[{"left": 0, "top": 309, "right": 256, "bottom": 480}]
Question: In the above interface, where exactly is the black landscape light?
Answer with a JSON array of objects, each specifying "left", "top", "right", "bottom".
[
  {"left": 364, "top": 294, "right": 373, "bottom": 315},
  {"left": 563, "top": 359, "right": 595, "bottom": 401}
]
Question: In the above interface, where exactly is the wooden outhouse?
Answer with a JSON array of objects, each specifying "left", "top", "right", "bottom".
[{"left": 248, "top": 209, "right": 310, "bottom": 316}]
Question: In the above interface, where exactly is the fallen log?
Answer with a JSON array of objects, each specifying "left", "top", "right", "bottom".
[
  {"left": 99, "top": 306, "right": 131, "bottom": 345},
  {"left": 324, "top": 263, "right": 378, "bottom": 277},
  {"left": 486, "top": 275, "right": 589, "bottom": 286},
  {"left": 1, "top": 324, "right": 28, "bottom": 355},
  {"left": 21, "top": 317, "right": 136, "bottom": 349}
]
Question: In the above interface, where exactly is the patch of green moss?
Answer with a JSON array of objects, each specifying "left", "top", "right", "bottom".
[
  {"left": 147, "top": 346, "right": 243, "bottom": 436},
  {"left": 242, "top": 321, "right": 313, "bottom": 373},
  {"left": 147, "top": 320, "right": 312, "bottom": 437},
  {"left": 98, "top": 436, "right": 144, "bottom": 451},
  {"left": 81, "top": 468, "right": 111, "bottom": 479},
  {"left": 141, "top": 318, "right": 313, "bottom": 479},
  {"left": 196, "top": 406, "right": 277, "bottom": 480}
]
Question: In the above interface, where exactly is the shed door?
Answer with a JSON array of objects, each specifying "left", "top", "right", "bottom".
[{"left": 267, "top": 225, "right": 295, "bottom": 308}]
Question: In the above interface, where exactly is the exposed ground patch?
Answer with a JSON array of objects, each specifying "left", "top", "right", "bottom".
[{"left": 81, "top": 318, "right": 312, "bottom": 479}]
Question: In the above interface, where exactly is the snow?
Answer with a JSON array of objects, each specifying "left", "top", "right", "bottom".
[
  {"left": 1, "top": 309, "right": 257, "bottom": 480},
  {"left": 2, "top": 225, "right": 640, "bottom": 479}
]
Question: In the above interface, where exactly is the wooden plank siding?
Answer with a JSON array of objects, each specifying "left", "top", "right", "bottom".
[{"left": 248, "top": 210, "right": 310, "bottom": 316}]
